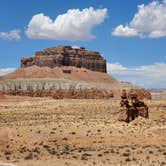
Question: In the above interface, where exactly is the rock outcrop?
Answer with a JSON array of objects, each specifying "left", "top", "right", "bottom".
[
  {"left": 118, "top": 90, "right": 149, "bottom": 123},
  {"left": 3, "top": 89, "right": 114, "bottom": 99},
  {"left": 21, "top": 46, "right": 107, "bottom": 73}
]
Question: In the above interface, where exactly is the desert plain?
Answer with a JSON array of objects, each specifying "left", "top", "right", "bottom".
[{"left": 0, "top": 95, "right": 165, "bottom": 166}]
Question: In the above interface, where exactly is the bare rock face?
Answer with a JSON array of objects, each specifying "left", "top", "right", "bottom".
[
  {"left": 21, "top": 46, "right": 107, "bottom": 73},
  {"left": 118, "top": 90, "right": 149, "bottom": 123}
]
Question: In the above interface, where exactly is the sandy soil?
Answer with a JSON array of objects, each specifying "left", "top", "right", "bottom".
[{"left": 0, "top": 96, "right": 165, "bottom": 166}]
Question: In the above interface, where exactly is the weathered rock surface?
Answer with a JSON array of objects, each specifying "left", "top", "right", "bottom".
[
  {"left": 21, "top": 45, "right": 107, "bottom": 73},
  {"left": 3, "top": 89, "right": 114, "bottom": 99},
  {"left": 118, "top": 90, "right": 149, "bottom": 123}
]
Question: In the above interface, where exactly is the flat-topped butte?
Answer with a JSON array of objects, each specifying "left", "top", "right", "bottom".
[{"left": 21, "top": 45, "right": 107, "bottom": 73}]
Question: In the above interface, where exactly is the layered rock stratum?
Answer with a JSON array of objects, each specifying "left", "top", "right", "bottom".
[{"left": 21, "top": 45, "right": 107, "bottom": 73}]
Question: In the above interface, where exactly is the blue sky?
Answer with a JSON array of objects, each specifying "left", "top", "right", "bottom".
[{"left": 0, "top": 0, "right": 166, "bottom": 88}]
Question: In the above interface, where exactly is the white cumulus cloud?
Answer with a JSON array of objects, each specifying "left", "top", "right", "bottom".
[
  {"left": 112, "top": 25, "right": 140, "bottom": 37},
  {"left": 107, "top": 62, "right": 166, "bottom": 88},
  {"left": 25, "top": 7, "right": 107, "bottom": 41},
  {"left": 107, "top": 62, "right": 127, "bottom": 71},
  {"left": 112, "top": 0, "right": 166, "bottom": 38},
  {"left": 0, "top": 68, "right": 16, "bottom": 76},
  {"left": 0, "top": 30, "right": 21, "bottom": 40}
]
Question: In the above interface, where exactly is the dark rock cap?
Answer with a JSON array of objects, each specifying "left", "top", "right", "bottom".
[{"left": 21, "top": 45, "right": 107, "bottom": 73}]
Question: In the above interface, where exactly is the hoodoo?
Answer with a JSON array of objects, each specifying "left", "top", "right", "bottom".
[{"left": 21, "top": 45, "right": 107, "bottom": 73}]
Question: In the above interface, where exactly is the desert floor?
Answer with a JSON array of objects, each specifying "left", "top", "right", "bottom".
[{"left": 0, "top": 96, "right": 165, "bottom": 166}]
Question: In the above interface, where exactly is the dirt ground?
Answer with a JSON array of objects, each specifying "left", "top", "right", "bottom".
[{"left": 0, "top": 96, "right": 165, "bottom": 166}]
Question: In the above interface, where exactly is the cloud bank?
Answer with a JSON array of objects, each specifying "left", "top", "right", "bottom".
[
  {"left": 0, "top": 30, "right": 20, "bottom": 40},
  {"left": 112, "top": 0, "right": 166, "bottom": 38},
  {"left": 107, "top": 62, "right": 166, "bottom": 88},
  {"left": 26, "top": 7, "right": 107, "bottom": 41}
]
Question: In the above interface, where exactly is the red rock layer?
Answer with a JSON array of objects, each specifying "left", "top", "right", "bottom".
[
  {"left": 21, "top": 46, "right": 107, "bottom": 73},
  {"left": 3, "top": 89, "right": 114, "bottom": 99}
]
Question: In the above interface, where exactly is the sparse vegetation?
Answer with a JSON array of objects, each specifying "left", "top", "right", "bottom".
[{"left": 0, "top": 97, "right": 165, "bottom": 165}]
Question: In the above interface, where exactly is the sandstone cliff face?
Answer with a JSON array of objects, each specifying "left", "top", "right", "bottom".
[{"left": 21, "top": 46, "right": 107, "bottom": 73}]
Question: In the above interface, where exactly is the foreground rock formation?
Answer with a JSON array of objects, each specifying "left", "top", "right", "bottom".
[
  {"left": 21, "top": 46, "right": 107, "bottom": 73},
  {"left": 118, "top": 90, "right": 149, "bottom": 123}
]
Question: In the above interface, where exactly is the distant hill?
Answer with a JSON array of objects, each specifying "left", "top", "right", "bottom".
[{"left": 149, "top": 89, "right": 166, "bottom": 99}]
